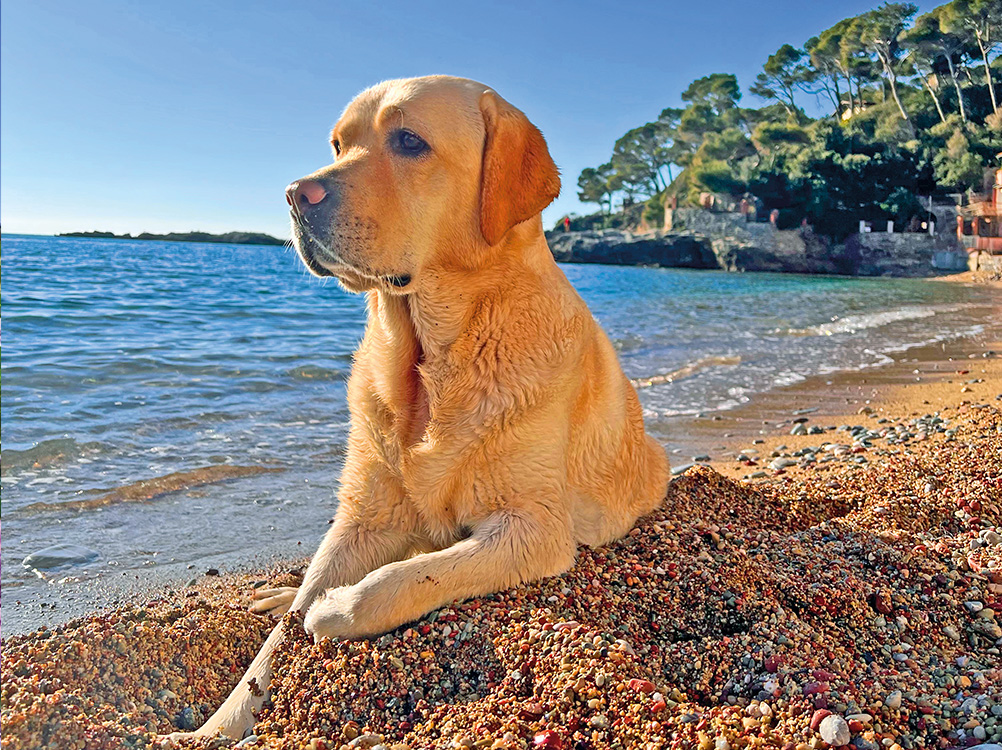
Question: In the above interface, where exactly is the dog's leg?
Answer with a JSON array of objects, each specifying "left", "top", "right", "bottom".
[
  {"left": 304, "top": 509, "right": 575, "bottom": 641},
  {"left": 163, "top": 517, "right": 412, "bottom": 742},
  {"left": 249, "top": 587, "right": 298, "bottom": 616}
]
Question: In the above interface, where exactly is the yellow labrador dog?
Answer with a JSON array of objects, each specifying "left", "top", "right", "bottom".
[{"left": 172, "top": 75, "right": 668, "bottom": 741}]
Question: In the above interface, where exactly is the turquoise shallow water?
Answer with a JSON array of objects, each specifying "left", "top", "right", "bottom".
[{"left": 2, "top": 234, "right": 998, "bottom": 632}]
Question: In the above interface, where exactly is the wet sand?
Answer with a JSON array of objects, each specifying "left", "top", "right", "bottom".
[
  {"left": 667, "top": 331, "right": 1001, "bottom": 470},
  {"left": 3, "top": 323, "right": 1001, "bottom": 749},
  {"left": 19, "top": 465, "right": 285, "bottom": 514}
]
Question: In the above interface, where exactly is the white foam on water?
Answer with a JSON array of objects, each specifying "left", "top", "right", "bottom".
[
  {"left": 772, "top": 371, "right": 807, "bottom": 387},
  {"left": 879, "top": 324, "right": 986, "bottom": 353},
  {"left": 632, "top": 355, "right": 742, "bottom": 389},
  {"left": 778, "top": 304, "right": 967, "bottom": 337}
]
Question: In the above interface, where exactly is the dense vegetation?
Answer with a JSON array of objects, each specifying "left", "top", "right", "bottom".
[
  {"left": 58, "top": 230, "right": 286, "bottom": 246},
  {"left": 573, "top": 0, "right": 1002, "bottom": 238}
]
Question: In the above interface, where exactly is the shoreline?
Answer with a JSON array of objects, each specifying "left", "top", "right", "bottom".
[
  {"left": 3, "top": 277, "right": 999, "bottom": 637},
  {"left": 546, "top": 219, "right": 981, "bottom": 278},
  {"left": 671, "top": 337, "right": 1000, "bottom": 468},
  {"left": 53, "top": 231, "right": 287, "bottom": 246},
  {"left": 660, "top": 299, "right": 1001, "bottom": 469},
  {"left": 705, "top": 341, "right": 1000, "bottom": 485},
  {"left": 662, "top": 269, "right": 999, "bottom": 465},
  {"left": 3, "top": 322, "right": 1002, "bottom": 748}
]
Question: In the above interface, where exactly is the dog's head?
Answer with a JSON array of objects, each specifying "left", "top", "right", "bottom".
[{"left": 286, "top": 76, "right": 560, "bottom": 293}]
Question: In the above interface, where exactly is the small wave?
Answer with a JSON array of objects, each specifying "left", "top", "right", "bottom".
[
  {"left": 22, "top": 544, "right": 100, "bottom": 573},
  {"left": 772, "top": 371, "right": 807, "bottom": 387},
  {"left": 18, "top": 464, "right": 284, "bottom": 513},
  {"left": 287, "top": 364, "right": 346, "bottom": 381},
  {"left": 860, "top": 349, "right": 896, "bottom": 369},
  {"left": 632, "top": 355, "right": 741, "bottom": 389},
  {"left": 879, "top": 323, "right": 987, "bottom": 354},
  {"left": 134, "top": 411, "right": 242, "bottom": 434},
  {"left": 777, "top": 305, "right": 961, "bottom": 337},
  {"left": 1, "top": 438, "right": 104, "bottom": 476}
]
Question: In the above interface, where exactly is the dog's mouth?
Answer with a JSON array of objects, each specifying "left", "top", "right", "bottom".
[
  {"left": 293, "top": 222, "right": 412, "bottom": 290},
  {"left": 297, "top": 243, "right": 337, "bottom": 278},
  {"left": 383, "top": 274, "right": 411, "bottom": 288}
]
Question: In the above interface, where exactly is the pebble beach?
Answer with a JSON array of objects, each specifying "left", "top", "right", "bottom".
[{"left": 3, "top": 347, "right": 1001, "bottom": 750}]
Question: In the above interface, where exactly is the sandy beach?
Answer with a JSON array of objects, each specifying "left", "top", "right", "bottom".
[
  {"left": 7, "top": 0, "right": 1002, "bottom": 746},
  {"left": 3, "top": 334, "right": 1001, "bottom": 750}
]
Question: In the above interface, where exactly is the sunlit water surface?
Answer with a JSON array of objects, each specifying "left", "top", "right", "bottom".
[{"left": 2, "top": 234, "right": 998, "bottom": 632}]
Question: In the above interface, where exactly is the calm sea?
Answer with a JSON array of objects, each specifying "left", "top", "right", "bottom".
[{"left": 2, "top": 234, "right": 998, "bottom": 632}]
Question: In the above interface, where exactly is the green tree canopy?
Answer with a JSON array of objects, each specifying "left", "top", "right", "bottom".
[
  {"left": 750, "top": 44, "right": 811, "bottom": 114},
  {"left": 575, "top": 0, "right": 1000, "bottom": 235},
  {"left": 854, "top": 3, "right": 919, "bottom": 127},
  {"left": 939, "top": 0, "right": 1001, "bottom": 111},
  {"left": 902, "top": 9, "right": 971, "bottom": 122}
]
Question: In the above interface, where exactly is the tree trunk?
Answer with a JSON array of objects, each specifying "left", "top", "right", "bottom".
[
  {"left": 887, "top": 75, "right": 912, "bottom": 130},
  {"left": 840, "top": 70, "right": 854, "bottom": 113},
  {"left": 976, "top": 34, "right": 999, "bottom": 112},
  {"left": 877, "top": 50, "right": 911, "bottom": 127},
  {"left": 945, "top": 55, "right": 967, "bottom": 122},
  {"left": 921, "top": 76, "right": 947, "bottom": 123},
  {"left": 832, "top": 77, "right": 843, "bottom": 118},
  {"left": 783, "top": 84, "right": 797, "bottom": 114}
]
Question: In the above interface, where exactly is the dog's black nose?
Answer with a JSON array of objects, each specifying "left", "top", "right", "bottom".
[{"left": 286, "top": 179, "right": 327, "bottom": 211}]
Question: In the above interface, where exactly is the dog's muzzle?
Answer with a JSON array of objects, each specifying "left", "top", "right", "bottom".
[
  {"left": 286, "top": 176, "right": 343, "bottom": 276},
  {"left": 285, "top": 175, "right": 411, "bottom": 289}
]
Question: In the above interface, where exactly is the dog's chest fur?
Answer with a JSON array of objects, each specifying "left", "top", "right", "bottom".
[{"left": 356, "top": 286, "right": 585, "bottom": 547}]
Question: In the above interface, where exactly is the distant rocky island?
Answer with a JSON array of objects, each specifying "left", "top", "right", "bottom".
[{"left": 58, "top": 230, "right": 286, "bottom": 246}]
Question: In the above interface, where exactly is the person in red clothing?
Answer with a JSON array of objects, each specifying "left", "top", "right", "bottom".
[{"left": 563, "top": 216, "right": 571, "bottom": 232}]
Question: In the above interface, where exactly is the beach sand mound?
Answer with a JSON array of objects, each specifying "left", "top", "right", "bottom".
[{"left": 2, "top": 404, "right": 1000, "bottom": 750}]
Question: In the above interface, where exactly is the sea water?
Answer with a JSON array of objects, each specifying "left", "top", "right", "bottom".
[{"left": 2, "top": 234, "right": 998, "bottom": 632}]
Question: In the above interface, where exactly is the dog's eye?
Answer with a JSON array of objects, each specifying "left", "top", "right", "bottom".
[
  {"left": 333, "top": 139, "right": 342, "bottom": 157},
  {"left": 391, "top": 129, "right": 429, "bottom": 157}
]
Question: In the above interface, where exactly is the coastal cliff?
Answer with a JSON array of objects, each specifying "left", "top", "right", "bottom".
[
  {"left": 548, "top": 230, "right": 717, "bottom": 268},
  {"left": 548, "top": 208, "right": 970, "bottom": 277}
]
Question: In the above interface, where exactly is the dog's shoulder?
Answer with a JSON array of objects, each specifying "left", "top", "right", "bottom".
[{"left": 454, "top": 280, "right": 587, "bottom": 377}]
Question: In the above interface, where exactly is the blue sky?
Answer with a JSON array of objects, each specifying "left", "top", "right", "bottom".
[{"left": 2, "top": 0, "right": 936, "bottom": 238}]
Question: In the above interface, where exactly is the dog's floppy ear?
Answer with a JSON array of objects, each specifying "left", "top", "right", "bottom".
[{"left": 478, "top": 90, "right": 561, "bottom": 246}]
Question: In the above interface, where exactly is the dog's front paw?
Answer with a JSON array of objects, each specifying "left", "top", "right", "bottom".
[
  {"left": 249, "top": 586, "right": 298, "bottom": 617},
  {"left": 157, "top": 728, "right": 222, "bottom": 747},
  {"left": 303, "top": 585, "right": 358, "bottom": 640}
]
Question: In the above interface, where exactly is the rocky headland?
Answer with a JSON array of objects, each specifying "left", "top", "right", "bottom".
[{"left": 547, "top": 209, "right": 972, "bottom": 278}]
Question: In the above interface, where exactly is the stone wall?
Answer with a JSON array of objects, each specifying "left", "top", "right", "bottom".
[
  {"left": 968, "top": 249, "right": 1002, "bottom": 275},
  {"left": 933, "top": 251, "right": 971, "bottom": 272},
  {"left": 664, "top": 208, "right": 770, "bottom": 240},
  {"left": 664, "top": 207, "right": 965, "bottom": 276},
  {"left": 847, "top": 232, "right": 964, "bottom": 276}
]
